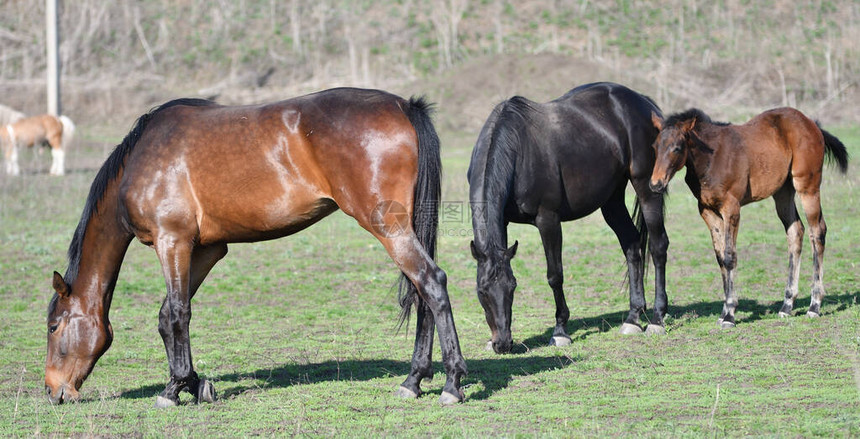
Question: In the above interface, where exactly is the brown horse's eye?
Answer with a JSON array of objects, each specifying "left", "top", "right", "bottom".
[{"left": 49, "top": 325, "right": 58, "bottom": 334}]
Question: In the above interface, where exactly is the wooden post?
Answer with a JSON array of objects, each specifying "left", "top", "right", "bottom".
[{"left": 46, "top": 0, "right": 60, "bottom": 116}]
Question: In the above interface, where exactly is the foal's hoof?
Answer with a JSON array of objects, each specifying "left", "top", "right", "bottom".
[
  {"left": 619, "top": 323, "right": 644, "bottom": 335},
  {"left": 439, "top": 390, "right": 463, "bottom": 405},
  {"left": 806, "top": 311, "right": 821, "bottom": 318},
  {"left": 394, "top": 386, "right": 419, "bottom": 399},
  {"left": 719, "top": 320, "right": 736, "bottom": 329},
  {"left": 549, "top": 335, "right": 572, "bottom": 347},
  {"left": 645, "top": 325, "right": 666, "bottom": 335},
  {"left": 778, "top": 311, "right": 791, "bottom": 318},
  {"left": 197, "top": 379, "right": 216, "bottom": 404},
  {"left": 485, "top": 340, "right": 494, "bottom": 351},
  {"left": 154, "top": 395, "right": 178, "bottom": 408}
]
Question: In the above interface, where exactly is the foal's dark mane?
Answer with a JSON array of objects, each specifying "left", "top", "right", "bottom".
[
  {"left": 664, "top": 108, "right": 731, "bottom": 129},
  {"left": 62, "top": 98, "right": 216, "bottom": 288},
  {"left": 479, "top": 96, "right": 537, "bottom": 249}
]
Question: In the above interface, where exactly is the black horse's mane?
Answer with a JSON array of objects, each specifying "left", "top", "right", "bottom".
[
  {"left": 665, "top": 108, "right": 731, "bottom": 129},
  {"left": 480, "top": 96, "right": 537, "bottom": 248},
  {"left": 62, "top": 98, "right": 215, "bottom": 288}
]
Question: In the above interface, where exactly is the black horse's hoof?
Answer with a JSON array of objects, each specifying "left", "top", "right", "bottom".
[
  {"left": 619, "top": 323, "right": 644, "bottom": 335},
  {"left": 645, "top": 325, "right": 666, "bottom": 335},
  {"left": 439, "top": 389, "right": 463, "bottom": 405},
  {"left": 719, "top": 320, "right": 736, "bottom": 329},
  {"left": 549, "top": 335, "right": 572, "bottom": 346},
  {"left": 197, "top": 379, "right": 216, "bottom": 404},
  {"left": 394, "top": 386, "right": 419, "bottom": 399},
  {"left": 154, "top": 395, "right": 178, "bottom": 408}
]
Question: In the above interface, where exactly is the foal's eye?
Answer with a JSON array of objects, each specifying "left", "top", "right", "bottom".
[{"left": 49, "top": 325, "right": 58, "bottom": 334}]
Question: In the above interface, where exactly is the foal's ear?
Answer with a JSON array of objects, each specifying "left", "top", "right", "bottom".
[
  {"left": 504, "top": 241, "right": 519, "bottom": 260},
  {"left": 52, "top": 271, "right": 70, "bottom": 298},
  {"left": 651, "top": 111, "right": 663, "bottom": 131},
  {"left": 681, "top": 117, "right": 697, "bottom": 132}
]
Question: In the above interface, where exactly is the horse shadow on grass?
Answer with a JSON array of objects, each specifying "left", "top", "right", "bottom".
[
  {"left": 519, "top": 291, "right": 859, "bottom": 349},
  {"left": 119, "top": 355, "right": 581, "bottom": 403}
]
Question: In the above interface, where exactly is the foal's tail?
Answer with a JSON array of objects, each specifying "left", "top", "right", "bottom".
[
  {"left": 816, "top": 123, "right": 849, "bottom": 174},
  {"left": 397, "top": 97, "right": 442, "bottom": 328},
  {"left": 58, "top": 115, "right": 76, "bottom": 150}
]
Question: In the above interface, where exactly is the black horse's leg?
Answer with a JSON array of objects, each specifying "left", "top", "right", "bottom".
[
  {"left": 601, "top": 189, "right": 646, "bottom": 334},
  {"left": 395, "top": 296, "right": 435, "bottom": 399},
  {"left": 535, "top": 209, "right": 571, "bottom": 346},
  {"left": 773, "top": 184, "right": 804, "bottom": 317},
  {"left": 632, "top": 179, "right": 670, "bottom": 333},
  {"left": 382, "top": 234, "right": 466, "bottom": 404},
  {"left": 155, "top": 242, "right": 227, "bottom": 407}
]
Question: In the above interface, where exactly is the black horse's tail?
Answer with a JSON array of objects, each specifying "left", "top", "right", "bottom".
[
  {"left": 396, "top": 97, "right": 442, "bottom": 328},
  {"left": 621, "top": 196, "right": 650, "bottom": 289},
  {"left": 817, "top": 123, "right": 849, "bottom": 174}
]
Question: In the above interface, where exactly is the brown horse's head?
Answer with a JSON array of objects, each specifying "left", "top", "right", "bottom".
[
  {"left": 45, "top": 272, "right": 113, "bottom": 404},
  {"left": 470, "top": 240, "right": 518, "bottom": 354},
  {"left": 649, "top": 111, "right": 695, "bottom": 193}
]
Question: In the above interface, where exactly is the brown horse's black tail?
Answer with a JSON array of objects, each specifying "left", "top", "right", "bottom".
[
  {"left": 817, "top": 123, "right": 849, "bottom": 174},
  {"left": 397, "top": 97, "right": 442, "bottom": 329}
]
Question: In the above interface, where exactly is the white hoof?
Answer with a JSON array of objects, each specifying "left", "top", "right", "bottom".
[
  {"left": 485, "top": 340, "right": 494, "bottom": 351},
  {"left": 154, "top": 395, "right": 178, "bottom": 408},
  {"left": 619, "top": 323, "right": 643, "bottom": 335},
  {"left": 394, "top": 386, "right": 418, "bottom": 399},
  {"left": 806, "top": 311, "right": 820, "bottom": 318},
  {"left": 550, "top": 336, "right": 572, "bottom": 346},
  {"left": 197, "top": 379, "right": 216, "bottom": 404},
  {"left": 645, "top": 325, "right": 666, "bottom": 335},
  {"left": 778, "top": 311, "right": 791, "bottom": 318},
  {"left": 439, "top": 390, "right": 462, "bottom": 405},
  {"left": 720, "top": 320, "right": 736, "bottom": 329}
]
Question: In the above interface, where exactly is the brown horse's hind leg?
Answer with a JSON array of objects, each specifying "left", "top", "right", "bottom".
[
  {"left": 773, "top": 184, "right": 804, "bottom": 317},
  {"left": 154, "top": 241, "right": 228, "bottom": 407},
  {"left": 795, "top": 187, "right": 827, "bottom": 317},
  {"left": 375, "top": 232, "right": 466, "bottom": 404},
  {"left": 46, "top": 131, "right": 64, "bottom": 176}
]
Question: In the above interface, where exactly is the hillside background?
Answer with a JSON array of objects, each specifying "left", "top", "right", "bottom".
[{"left": 0, "top": 0, "right": 857, "bottom": 134}]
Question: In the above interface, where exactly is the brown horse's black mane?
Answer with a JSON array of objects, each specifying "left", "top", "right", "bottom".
[
  {"left": 62, "top": 98, "right": 216, "bottom": 289},
  {"left": 665, "top": 108, "right": 731, "bottom": 129}
]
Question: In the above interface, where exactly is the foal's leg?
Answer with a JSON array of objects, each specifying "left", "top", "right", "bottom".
[
  {"left": 155, "top": 242, "right": 228, "bottom": 407},
  {"left": 701, "top": 203, "right": 741, "bottom": 328},
  {"left": 773, "top": 184, "right": 804, "bottom": 317},
  {"left": 796, "top": 188, "right": 827, "bottom": 317},
  {"left": 601, "top": 189, "right": 646, "bottom": 334},
  {"left": 631, "top": 179, "right": 670, "bottom": 334},
  {"left": 376, "top": 233, "right": 466, "bottom": 404},
  {"left": 535, "top": 209, "right": 571, "bottom": 346}
]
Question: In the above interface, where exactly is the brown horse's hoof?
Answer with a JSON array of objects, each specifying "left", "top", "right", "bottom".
[
  {"left": 154, "top": 395, "right": 178, "bottom": 408},
  {"left": 619, "top": 323, "right": 644, "bottom": 335},
  {"left": 778, "top": 311, "right": 791, "bottom": 318},
  {"left": 550, "top": 335, "right": 572, "bottom": 346},
  {"left": 197, "top": 379, "right": 216, "bottom": 404},
  {"left": 806, "top": 311, "right": 820, "bottom": 318},
  {"left": 439, "top": 390, "right": 463, "bottom": 405},
  {"left": 394, "top": 386, "right": 419, "bottom": 399},
  {"left": 719, "top": 320, "right": 736, "bottom": 329},
  {"left": 645, "top": 325, "right": 666, "bottom": 335}
]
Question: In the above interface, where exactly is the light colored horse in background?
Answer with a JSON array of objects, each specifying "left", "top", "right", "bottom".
[{"left": 1, "top": 113, "right": 75, "bottom": 176}]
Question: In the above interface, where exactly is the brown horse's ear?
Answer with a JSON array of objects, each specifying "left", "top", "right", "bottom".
[
  {"left": 682, "top": 117, "right": 697, "bottom": 132},
  {"left": 651, "top": 111, "right": 663, "bottom": 131},
  {"left": 52, "top": 271, "right": 70, "bottom": 298}
]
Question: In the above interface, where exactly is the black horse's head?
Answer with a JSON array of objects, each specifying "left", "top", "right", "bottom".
[{"left": 470, "top": 240, "right": 518, "bottom": 354}]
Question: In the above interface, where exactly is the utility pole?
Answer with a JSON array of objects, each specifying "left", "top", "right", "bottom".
[{"left": 46, "top": 0, "right": 60, "bottom": 116}]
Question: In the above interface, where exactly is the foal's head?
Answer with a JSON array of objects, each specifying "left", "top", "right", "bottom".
[
  {"left": 45, "top": 272, "right": 113, "bottom": 404},
  {"left": 649, "top": 111, "right": 697, "bottom": 193},
  {"left": 470, "top": 240, "right": 518, "bottom": 354}
]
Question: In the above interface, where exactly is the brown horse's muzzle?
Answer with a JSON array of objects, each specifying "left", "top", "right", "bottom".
[
  {"left": 649, "top": 178, "right": 668, "bottom": 194},
  {"left": 45, "top": 370, "right": 81, "bottom": 405}
]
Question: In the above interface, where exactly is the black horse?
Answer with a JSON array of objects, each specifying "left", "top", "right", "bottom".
[{"left": 468, "top": 82, "right": 670, "bottom": 353}]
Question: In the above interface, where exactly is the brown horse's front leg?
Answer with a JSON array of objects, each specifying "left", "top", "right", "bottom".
[{"left": 701, "top": 205, "right": 741, "bottom": 328}]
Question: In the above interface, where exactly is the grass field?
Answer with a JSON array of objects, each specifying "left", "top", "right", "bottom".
[{"left": 1, "top": 124, "right": 858, "bottom": 437}]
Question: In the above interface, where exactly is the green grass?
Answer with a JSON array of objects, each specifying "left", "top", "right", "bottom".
[{"left": 0, "top": 126, "right": 858, "bottom": 436}]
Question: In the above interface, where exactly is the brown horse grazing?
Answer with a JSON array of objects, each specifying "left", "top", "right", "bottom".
[
  {"left": 649, "top": 108, "right": 848, "bottom": 328},
  {"left": 2, "top": 114, "right": 75, "bottom": 176},
  {"left": 45, "top": 88, "right": 467, "bottom": 407}
]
